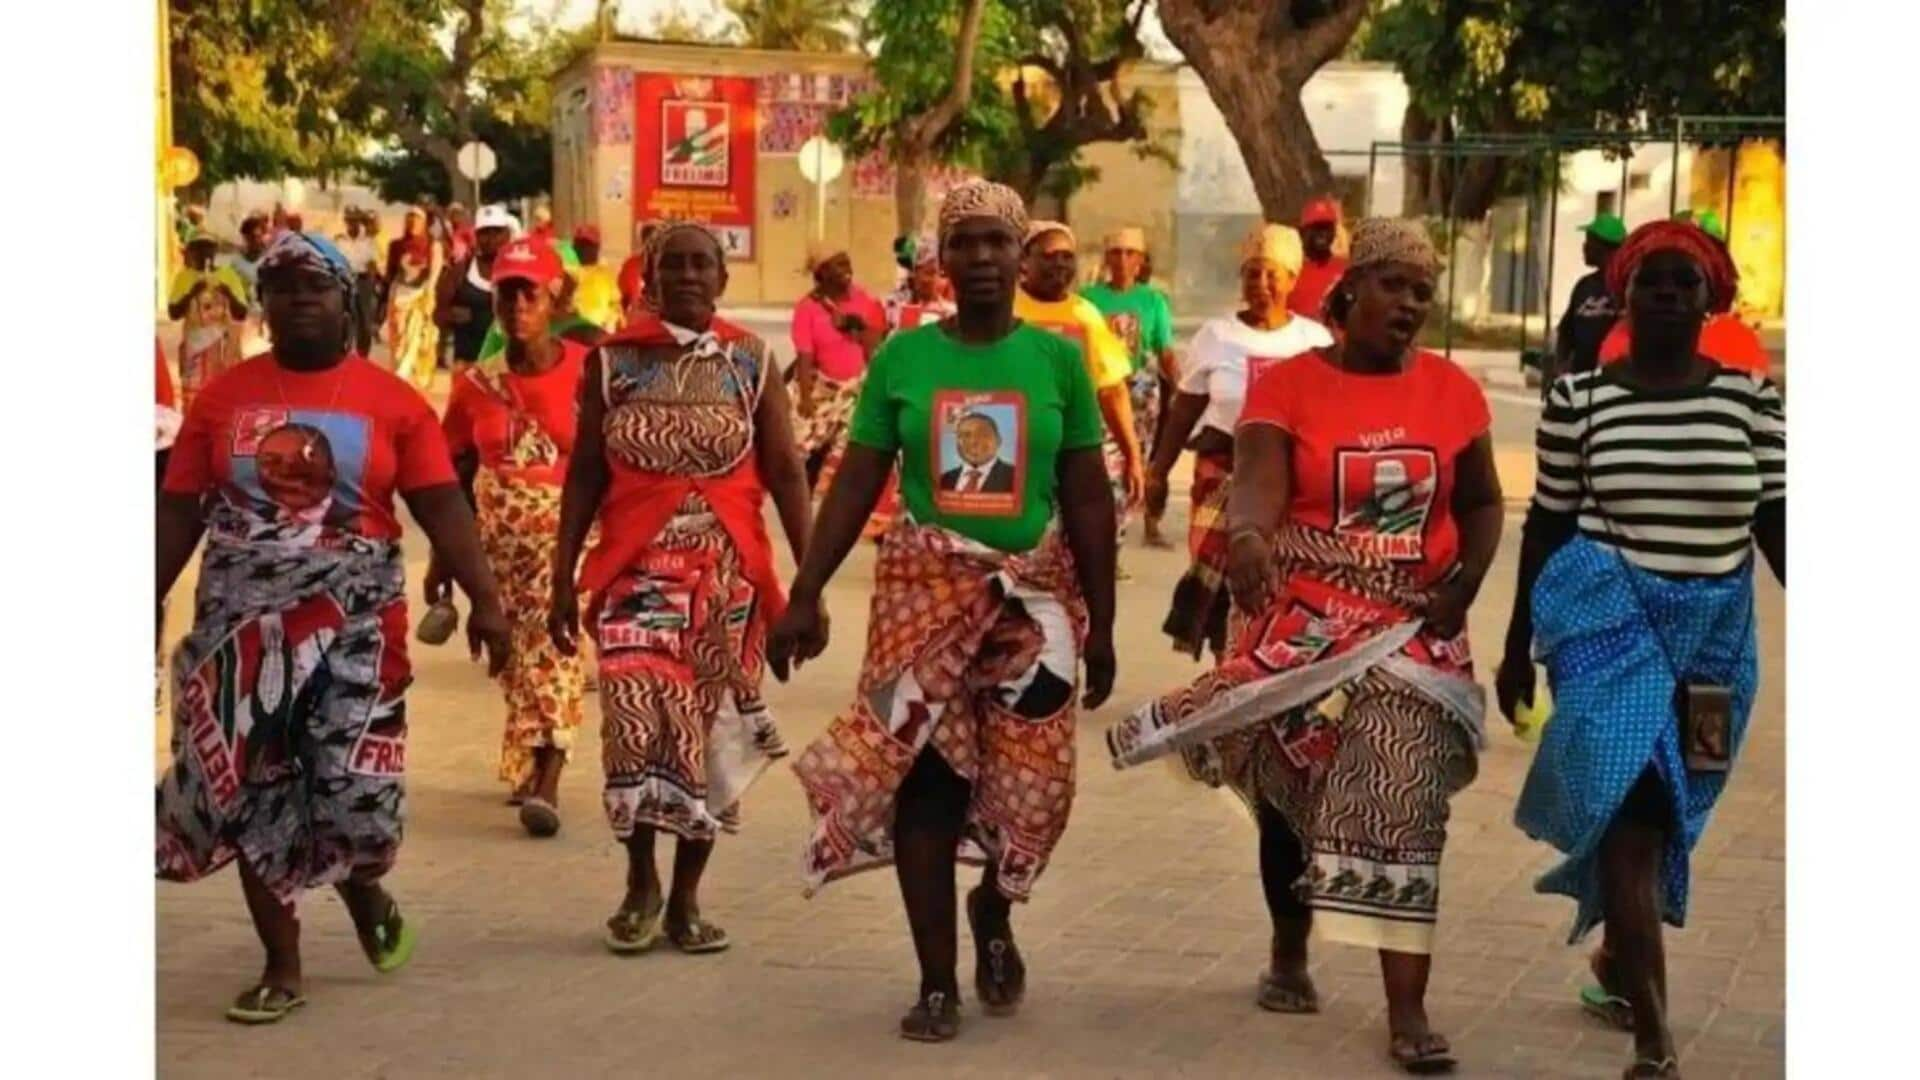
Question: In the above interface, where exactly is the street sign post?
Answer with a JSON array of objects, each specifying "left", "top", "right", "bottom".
[
  {"left": 797, "top": 135, "right": 845, "bottom": 243},
  {"left": 457, "top": 140, "right": 498, "bottom": 210}
]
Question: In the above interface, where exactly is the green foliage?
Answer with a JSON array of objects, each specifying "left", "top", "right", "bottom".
[
  {"left": 1366, "top": 0, "right": 1786, "bottom": 138},
  {"left": 723, "top": 0, "right": 861, "bottom": 51},
  {"left": 827, "top": 0, "right": 1022, "bottom": 164}
]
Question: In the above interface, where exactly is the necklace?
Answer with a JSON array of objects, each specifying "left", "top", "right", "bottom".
[{"left": 271, "top": 355, "right": 351, "bottom": 418}]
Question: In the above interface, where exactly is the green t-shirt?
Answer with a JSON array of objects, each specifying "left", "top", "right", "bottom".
[
  {"left": 1079, "top": 282, "right": 1174, "bottom": 374},
  {"left": 848, "top": 322, "right": 1105, "bottom": 553}
]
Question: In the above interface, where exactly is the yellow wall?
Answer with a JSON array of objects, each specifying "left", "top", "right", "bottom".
[
  {"left": 1062, "top": 67, "right": 1184, "bottom": 290},
  {"left": 1690, "top": 141, "right": 1786, "bottom": 319}
]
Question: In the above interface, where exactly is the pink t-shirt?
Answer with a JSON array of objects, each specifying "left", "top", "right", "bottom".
[{"left": 791, "top": 287, "right": 885, "bottom": 382}]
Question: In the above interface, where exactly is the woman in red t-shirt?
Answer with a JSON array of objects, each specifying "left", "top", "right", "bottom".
[
  {"left": 156, "top": 232, "right": 510, "bottom": 1025},
  {"left": 1105, "top": 219, "right": 1503, "bottom": 1073},
  {"left": 431, "top": 239, "right": 589, "bottom": 836}
]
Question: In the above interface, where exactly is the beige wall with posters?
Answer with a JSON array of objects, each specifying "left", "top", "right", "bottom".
[{"left": 552, "top": 43, "right": 898, "bottom": 307}]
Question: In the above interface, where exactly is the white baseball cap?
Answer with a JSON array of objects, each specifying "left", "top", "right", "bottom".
[{"left": 474, "top": 204, "right": 520, "bottom": 234}]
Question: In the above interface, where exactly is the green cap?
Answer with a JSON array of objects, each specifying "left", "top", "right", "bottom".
[
  {"left": 1693, "top": 209, "right": 1726, "bottom": 241},
  {"left": 1580, "top": 213, "right": 1627, "bottom": 246},
  {"left": 553, "top": 240, "right": 581, "bottom": 275}
]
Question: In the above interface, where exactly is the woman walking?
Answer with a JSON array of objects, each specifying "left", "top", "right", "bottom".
[
  {"left": 1147, "top": 223, "right": 1333, "bottom": 660},
  {"left": 1105, "top": 218, "right": 1504, "bottom": 1074},
  {"left": 791, "top": 241, "right": 887, "bottom": 490},
  {"left": 167, "top": 230, "right": 249, "bottom": 411},
  {"left": 156, "top": 232, "right": 510, "bottom": 1024},
  {"left": 1498, "top": 221, "right": 1785, "bottom": 1080},
  {"left": 434, "top": 239, "right": 590, "bottom": 836},
  {"left": 383, "top": 208, "right": 443, "bottom": 391},
  {"left": 772, "top": 180, "right": 1118, "bottom": 1043},
  {"left": 548, "top": 222, "right": 813, "bottom": 955}
]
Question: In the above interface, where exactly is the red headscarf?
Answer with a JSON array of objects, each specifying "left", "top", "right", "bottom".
[{"left": 1605, "top": 220, "right": 1739, "bottom": 314}]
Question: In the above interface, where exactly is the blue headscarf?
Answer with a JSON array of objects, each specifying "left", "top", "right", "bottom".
[{"left": 257, "top": 231, "right": 355, "bottom": 296}]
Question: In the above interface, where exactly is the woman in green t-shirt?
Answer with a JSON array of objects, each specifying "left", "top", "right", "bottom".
[{"left": 771, "top": 179, "right": 1118, "bottom": 1044}]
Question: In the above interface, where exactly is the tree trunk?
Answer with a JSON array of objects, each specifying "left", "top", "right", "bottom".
[
  {"left": 893, "top": 145, "right": 929, "bottom": 240},
  {"left": 1158, "top": 0, "right": 1368, "bottom": 223}
]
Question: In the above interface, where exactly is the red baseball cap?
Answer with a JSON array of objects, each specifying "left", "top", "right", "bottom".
[
  {"left": 1300, "top": 198, "right": 1342, "bottom": 228},
  {"left": 492, "top": 238, "right": 563, "bottom": 288},
  {"left": 573, "top": 223, "right": 601, "bottom": 246}
]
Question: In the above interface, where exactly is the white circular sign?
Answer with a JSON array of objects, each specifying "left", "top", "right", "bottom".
[
  {"left": 457, "top": 141, "right": 499, "bottom": 181},
  {"left": 797, "top": 136, "right": 844, "bottom": 185}
]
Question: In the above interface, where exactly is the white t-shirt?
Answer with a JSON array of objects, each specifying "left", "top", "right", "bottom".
[{"left": 1178, "top": 314, "right": 1334, "bottom": 436}]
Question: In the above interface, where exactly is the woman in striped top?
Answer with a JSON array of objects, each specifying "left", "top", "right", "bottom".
[{"left": 1499, "top": 221, "right": 1785, "bottom": 1080}]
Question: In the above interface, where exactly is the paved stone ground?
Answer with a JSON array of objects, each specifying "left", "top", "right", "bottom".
[{"left": 155, "top": 406, "right": 1784, "bottom": 1079}]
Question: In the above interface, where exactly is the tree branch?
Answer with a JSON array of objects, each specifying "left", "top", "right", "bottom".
[
  {"left": 1295, "top": 0, "right": 1371, "bottom": 73},
  {"left": 904, "top": 0, "right": 990, "bottom": 151}
]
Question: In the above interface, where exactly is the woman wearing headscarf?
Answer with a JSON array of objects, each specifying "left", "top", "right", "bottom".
[
  {"left": 792, "top": 240, "right": 888, "bottom": 490},
  {"left": 1106, "top": 218, "right": 1503, "bottom": 1074},
  {"left": 1499, "top": 221, "right": 1785, "bottom": 1080},
  {"left": 885, "top": 235, "right": 956, "bottom": 332},
  {"left": 167, "top": 230, "right": 250, "bottom": 412},
  {"left": 157, "top": 232, "right": 510, "bottom": 1024},
  {"left": 433, "top": 239, "right": 591, "bottom": 836},
  {"left": 1148, "top": 223, "right": 1334, "bottom": 660},
  {"left": 549, "top": 222, "right": 813, "bottom": 956},
  {"left": 383, "top": 208, "right": 444, "bottom": 391},
  {"left": 771, "top": 180, "right": 1118, "bottom": 1043}
]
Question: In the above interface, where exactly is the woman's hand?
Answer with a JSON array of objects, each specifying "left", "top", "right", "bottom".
[
  {"left": 1144, "top": 469, "right": 1169, "bottom": 519},
  {"left": 1422, "top": 579, "right": 1473, "bottom": 640},
  {"left": 467, "top": 593, "right": 511, "bottom": 677},
  {"left": 423, "top": 555, "right": 453, "bottom": 606},
  {"left": 1123, "top": 458, "right": 1146, "bottom": 509},
  {"left": 548, "top": 576, "right": 581, "bottom": 656},
  {"left": 768, "top": 592, "right": 830, "bottom": 681},
  {"left": 1494, "top": 651, "right": 1537, "bottom": 724},
  {"left": 1225, "top": 529, "right": 1274, "bottom": 611},
  {"left": 1082, "top": 629, "right": 1116, "bottom": 709}
]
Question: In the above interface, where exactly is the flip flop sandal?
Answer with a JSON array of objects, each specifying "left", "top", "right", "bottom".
[
  {"left": 1389, "top": 1032, "right": 1458, "bottom": 1075},
  {"left": 966, "top": 887, "right": 1025, "bottom": 1017},
  {"left": 1623, "top": 1057, "right": 1680, "bottom": 1079},
  {"left": 899, "top": 989, "right": 961, "bottom": 1043},
  {"left": 1581, "top": 984, "right": 1635, "bottom": 1030},
  {"left": 667, "top": 918, "right": 731, "bottom": 954},
  {"left": 1256, "top": 969, "right": 1321, "bottom": 1014},
  {"left": 365, "top": 901, "right": 418, "bottom": 974},
  {"left": 604, "top": 901, "right": 666, "bottom": 955},
  {"left": 518, "top": 797, "right": 561, "bottom": 838},
  {"left": 225, "top": 984, "right": 306, "bottom": 1025}
]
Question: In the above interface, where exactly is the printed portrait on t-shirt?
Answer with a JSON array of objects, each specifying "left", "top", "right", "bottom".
[
  {"left": 932, "top": 390, "right": 1025, "bottom": 516},
  {"left": 1105, "top": 312, "right": 1141, "bottom": 356},
  {"left": 1333, "top": 446, "right": 1439, "bottom": 563},
  {"left": 228, "top": 406, "right": 372, "bottom": 539}
]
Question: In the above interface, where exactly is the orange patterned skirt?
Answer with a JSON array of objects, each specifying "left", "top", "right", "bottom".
[{"left": 475, "top": 468, "right": 586, "bottom": 791}]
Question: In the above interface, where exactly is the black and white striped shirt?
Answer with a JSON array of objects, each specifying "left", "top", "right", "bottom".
[{"left": 1532, "top": 368, "right": 1786, "bottom": 576}]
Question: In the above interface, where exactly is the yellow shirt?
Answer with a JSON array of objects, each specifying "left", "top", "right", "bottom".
[
  {"left": 1014, "top": 289, "right": 1132, "bottom": 391},
  {"left": 573, "top": 264, "right": 622, "bottom": 332}
]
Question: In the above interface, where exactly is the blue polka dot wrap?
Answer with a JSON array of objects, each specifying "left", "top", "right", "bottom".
[{"left": 1513, "top": 535, "right": 1759, "bottom": 943}]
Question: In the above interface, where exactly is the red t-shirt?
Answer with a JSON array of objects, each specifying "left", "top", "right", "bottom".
[
  {"left": 1597, "top": 315, "right": 1770, "bottom": 375},
  {"left": 1239, "top": 350, "right": 1490, "bottom": 586},
  {"left": 163, "top": 354, "right": 457, "bottom": 542},
  {"left": 442, "top": 341, "right": 588, "bottom": 484},
  {"left": 1289, "top": 256, "right": 1349, "bottom": 321}
]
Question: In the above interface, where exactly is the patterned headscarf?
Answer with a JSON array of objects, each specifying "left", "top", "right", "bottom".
[
  {"left": 1606, "top": 219, "right": 1739, "bottom": 314},
  {"left": 1240, "top": 223, "right": 1304, "bottom": 277},
  {"left": 1347, "top": 217, "right": 1441, "bottom": 275},
  {"left": 257, "top": 230, "right": 355, "bottom": 295},
  {"left": 643, "top": 220, "right": 724, "bottom": 278},
  {"left": 937, "top": 179, "right": 1028, "bottom": 252}
]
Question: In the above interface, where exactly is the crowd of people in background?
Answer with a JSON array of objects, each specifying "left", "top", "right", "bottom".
[{"left": 156, "top": 177, "right": 1782, "bottom": 1080}]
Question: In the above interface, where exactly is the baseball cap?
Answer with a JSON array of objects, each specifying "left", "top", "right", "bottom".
[
  {"left": 573, "top": 223, "right": 601, "bottom": 246},
  {"left": 1580, "top": 212, "right": 1627, "bottom": 246},
  {"left": 1690, "top": 209, "right": 1727, "bottom": 241},
  {"left": 1300, "top": 198, "right": 1342, "bottom": 228},
  {"left": 474, "top": 204, "right": 520, "bottom": 233},
  {"left": 491, "top": 238, "right": 563, "bottom": 288}
]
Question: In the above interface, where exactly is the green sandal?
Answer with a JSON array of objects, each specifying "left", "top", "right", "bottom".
[
  {"left": 364, "top": 901, "right": 418, "bottom": 974},
  {"left": 1582, "top": 948, "right": 1634, "bottom": 1030},
  {"left": 224, "top": 984, "right": 306, "bottom": 1025}
]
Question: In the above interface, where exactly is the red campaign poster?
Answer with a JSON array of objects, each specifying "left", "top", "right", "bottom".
[{"left": 634, "top": 74, "right": 757, "bottom": 260}]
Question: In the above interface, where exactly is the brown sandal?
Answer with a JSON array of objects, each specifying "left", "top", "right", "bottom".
[
  {"left": 1389, "top": 1031, "right": 1457, "bottom": 1074},
  {"left": 1257, "top": 969, "right": 1320, "bottom": 1013},
  {"left": 967, "top": 886, "right": 1025, "bottom": 1017},
  {"left": 899, "top": 988, "right": 961, "bottom": 1042}
]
